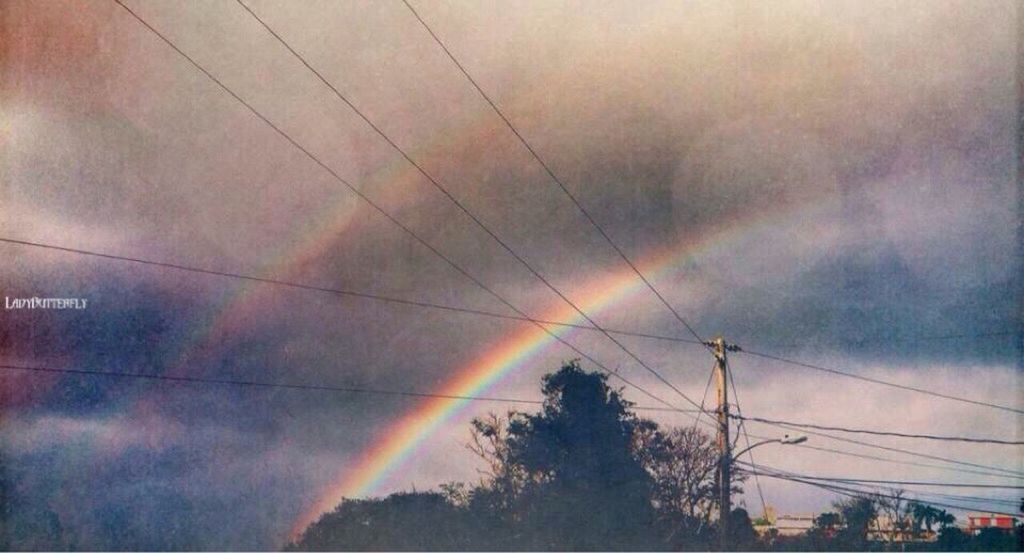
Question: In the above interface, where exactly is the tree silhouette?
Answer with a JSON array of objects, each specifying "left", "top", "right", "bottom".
[
  {"left": 833, "top": 496, "right": 877, "bottom": 550},
  {"left": 910, "top": 501, "right": 952, "bottom": 539},
  {"left": 724, "top": 508, "right": 760, "bottom": 551},
  {"left": 875, "top": 489, "right": 912, "bottom": 544},
  {"left": 290, "top": 361, "right": 734, "bottom": 551},
  {"left": 637, "top": 425, "right": 719, "bottom": 528},
  {"left": 292, "top": 362, "right": 1017, "bottom": 552},
  {"left": 286, "top": 492, "right": 469, "bottom": 551},
  {"left": 499, "top": 360, "right": 660, "bottom": 550}
]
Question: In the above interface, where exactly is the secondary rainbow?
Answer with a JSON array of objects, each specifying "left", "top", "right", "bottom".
[{"left": 133, "top": 99, "right": 509, "bottom": 392}]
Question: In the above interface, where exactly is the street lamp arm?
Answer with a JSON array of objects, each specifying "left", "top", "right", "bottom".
[
  {"left": 731, "top": 439, "right": 781, "bottom": 462},
  {"left": 732, "top": 435, "right": 808, "bottom": 463}
]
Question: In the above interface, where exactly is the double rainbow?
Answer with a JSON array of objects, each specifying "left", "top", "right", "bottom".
[
  {"left": 93, "top": 71, "right": 832, "bottom": 539},
  {"left": 284, "top": 202, "right": 815, "bottom": 538}
]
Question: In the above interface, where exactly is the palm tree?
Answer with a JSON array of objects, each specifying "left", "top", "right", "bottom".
[
  {"left": 911, "top": 502, "right": 946, "bottom": 538},
  {"left": 911, "top": 502, "right": 928, "bottom": 534},
  {"left": 936, "top": 509, "right": 955, "bottom": 529}
]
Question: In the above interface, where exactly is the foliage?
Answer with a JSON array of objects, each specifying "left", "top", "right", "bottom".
[
  {"left": 286, "top": 492, "right": 469, "bottom": 551},
  {"left": 295, "top": 361, "right": 1024, "bottom": 552},
  {"left": 874, "top": 489, "right": 913, "bottom": 544},
  {"left": 495, "top": 360, "right": 662, "bottom": 550},
  {"left": 638, "top": 425, "right": 720, "bottom": 529},
  {"left": 725, "top": 507, "right": 762, "bottom": 551},
  {"left": 933, "top": 526, "right": 1022, "bottom": 552},
  {"left": 909, "top": 501, "right": 954, "bottom": 538},
  {"left": 291, "top": 361, "right": 747, "bottom": 550},
  {"left": 834, "top": 496, "right": 878, "bottom": 550}
]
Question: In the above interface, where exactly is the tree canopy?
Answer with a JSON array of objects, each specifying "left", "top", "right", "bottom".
[{"left": 288, "top": 361, "right": 1020, "bottom": 552}]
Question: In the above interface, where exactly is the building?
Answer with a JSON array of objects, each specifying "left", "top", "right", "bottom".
[
  {"left": 966, "top": 513, "right": 1019, "bottom": 535},
  {"left": 868, "top": 514, "right": 929, "bottom": 543},
  {"left": 752, "top": 508, "right": 817, "bottom": 538},
  {"left": 774, "top": 514, "right": 818, "bottom": 537}
]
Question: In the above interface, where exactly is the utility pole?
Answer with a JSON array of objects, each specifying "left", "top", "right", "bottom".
[{"left": 707, "top": 336, "right": 741, "bottom": 551}]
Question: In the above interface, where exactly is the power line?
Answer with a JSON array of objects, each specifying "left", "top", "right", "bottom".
[
  {"left": 0, "top": 238, "right": 704, "bottom": 346},
  {"left": 769, "top": 330, "right": 1017, "bottom": 350},
  {"left": 9, "top": 359, "right": 1018, "bottom": 529},
  {"left": 747, "top": 464, "right": 1023, "bottom": 517},
  {"left": 765, "top": 474, "right": 1022, "bottom": 518},
  {"left": 899, "top": 490, "right": 1021, "bottom": 508},
  {"left": 6, "top": 237, "right": 999, "bottom": 366},
  {"left": 398, "top": 0, "right": 708, "bottom": 347},
  {"left": 21, "top": 3, "right": 1022, "bottom": 491},
  {"left": 688, "top": 363, "right": 717, "bottom": 433},
  {"left": 739, "top": 348, "right": 1024, "bottom": 415},
  {"left": 744, "top": 419, "right": 1024, "bottom": 478},
  {"left": 16, "top": 220, "right": 1017, "bottom": 436},
  {"left": 393, "top": 1, "right": 1024, "bottom": 469},
  {"left": 731, "top": 466, "right": 1024, "bottom": 490},
  {"left": 303, "top": 0, "right": 1024, "bottom": 452},
  {"left": 9, "top": 360, "right": 1022, "bottom": 486},
  {"left": 18, "top": 363, "right": 1021, "bottom": 508},
  {"left": 733, "top": 414, "right": 1024, "bottom": 446},
  {"left": 786, "top": 442, "right": 1024, "bottom": 481},
  {"left": 725, "top": 354, "right": 1024, "bottom": 479},
  {"left": 751, "top": 464, "right": 1024, "bottom": 514},
  {"left": 107, "top": 0, "right": 715, "bottom": 422},
  {"left": 9, "top": 236, "right": 1003, "bottom": 356},
  {"left": 728, "top": 360, "right": 768, "bottom": 518},
  {"left": 91, "top": 3, "right": 1021, "bottom": 430},
  {"left": 785, "top": 476, "right": 1024, "bottom": 490},
  {"left": 192, "top": 0, "right": 712, "bottom": 415},
  {"left": 0, "top": 363, "right": 704, "bottom": 414},
  {"left": 708, "top": 330, "right": 1014, "bottom": 349},
  {"left": 9, "top": 240, "right": 1018, "bottom": 480}
]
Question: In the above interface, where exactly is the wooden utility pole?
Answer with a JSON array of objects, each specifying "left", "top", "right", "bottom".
[{"left": 708, "top": 336, "right": 740, "bottom": 551}]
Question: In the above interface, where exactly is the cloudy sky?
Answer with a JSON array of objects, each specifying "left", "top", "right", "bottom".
[{"left": 1, "top": 0, "right": 1021, "bottom": 549}]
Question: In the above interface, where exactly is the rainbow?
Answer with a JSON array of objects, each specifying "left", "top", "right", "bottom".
[
  {"left": 139, "top": 99, "right": 508, "bottom": 387},
  {"left": 123, "top": 102, "right": 518, "bottom": 439},
  {"left": 285, "top": 199, "right": 831, "bottom": 538},
  {"left": 90, "top": 58, "right": 838, "bottom": 538}
]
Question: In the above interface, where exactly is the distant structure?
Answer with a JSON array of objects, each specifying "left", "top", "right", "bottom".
[
  {"left": 773, "top": 514, "right": 817, "bottom": 537},
  {"left": 965, "top": 512, "right": 1020, "bottom": 535},
  {"left": 752, "top": 506, "right": 816, "bottom": 537},
  {"left": 869, "top": 514, "right": 931, "bottom": 543},
  {"left": 752, "top": 506, "right": 1022, "bottom": 543}
]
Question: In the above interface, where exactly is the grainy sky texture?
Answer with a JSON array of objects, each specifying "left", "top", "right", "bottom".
[{"left": 1, "top": 0, "right": 1021, "bottom": 549}]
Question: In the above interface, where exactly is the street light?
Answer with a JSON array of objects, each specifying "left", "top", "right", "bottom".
[
  {"left": 699, "top": 435, "right": 808, "bottom": 484},
  {"left": 731, "top": 434, "right": 808, "bottom": 463},
  {"left": 716, "top": 434, "right": 808, "bottom": 549},
  {"left": 710, "top": 434, "right": 807, "bottom": 549}
]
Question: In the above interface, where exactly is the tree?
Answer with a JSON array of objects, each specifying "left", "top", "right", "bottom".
[
  {"left": 726, "top": 507, "right": 761, "bottom": 551},
  {"left": 875, "top": 489, "right": 912, "bottom": 545},
  {"left": 636, "top": 425, "right": 720, "bottom": 532},
  {"left": 833, "top": 496, "right": 877, "bottom": 550},
  {"left": 498, "top": 360, "right": 661, "bottom": 550},
  {"left": 936, "top": 509, "right": 955, "bottom": 529},
  {"left": 972, "top": 527, "right": 1020, "bottom": 552},
  {"left": 910, "top": 501, "right": 949, "bottom": 539},
  {"left": 291, "top": 361, "right": 736, "bottom": 550},
  {"left": 466, "top": 412, "right": 525, "bottom": 510},
  {"left": 936, "top": 526, "right": 968, "bottom": 551},
  {"left": 814, "top": 511, "right": 841, "bottom": 537},
  {"left": 287, "top": 493, "right": 469, "bottom": 551},
  {"left": 793, "top": 511, "right": 843, "bottom": 551}
]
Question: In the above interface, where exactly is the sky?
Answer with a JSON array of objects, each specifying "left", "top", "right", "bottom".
[{"left": 1, "top": 0, "right": 1021, "bottom": 549}]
